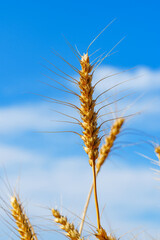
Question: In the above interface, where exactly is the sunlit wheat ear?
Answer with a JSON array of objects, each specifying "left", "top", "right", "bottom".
[
  {"left": 79, "top": 52, "right": 100, "bottom": 166},
  {"left": 10, "top": 195, "right": 38, "bottom": 240},
  {"left": 52, "top": 208, "right": 83, "bottom": 240},
  {"left": 96, "top": 118, "right": 125, "bottom": 173}
]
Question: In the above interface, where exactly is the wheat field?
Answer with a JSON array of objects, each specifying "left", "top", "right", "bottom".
[{"left": 0, "top": 21, "right": 160, "bottom": 240}]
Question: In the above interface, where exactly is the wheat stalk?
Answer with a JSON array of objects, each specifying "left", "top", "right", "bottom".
[
  {"left": 10, "top": 195, "right": 38, "bottom": 240},
  {"left": 52, "top": 208, "right": 83, "bottom": 240}
]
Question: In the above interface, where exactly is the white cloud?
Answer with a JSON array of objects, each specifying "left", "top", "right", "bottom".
[
  {"left": 0, "top": 103, "right": 78, "bottom": 134},
  {"left": 0, "top": 144, "right": 45, "bottom": 166},
  {"left": 94, "top": 66, "right": 160, "bottom": 92}
]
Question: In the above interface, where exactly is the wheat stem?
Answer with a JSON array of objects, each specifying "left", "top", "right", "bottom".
[
  {"left": 92, "top": 161, "right": 101, "bottom": 230},
  {"left": 79, "top": 183, "right": 93, "bottom": 235}
]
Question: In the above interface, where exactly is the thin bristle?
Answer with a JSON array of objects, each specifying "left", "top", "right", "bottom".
[
  {"left": 10, "top": 196, "right": 38, "bottom": 240},
  {"left": 96, "top": 118, "right": 124, "bottom": 173},
  {"left": 52, "top": 208, "right": 83, "bottom": 240}
]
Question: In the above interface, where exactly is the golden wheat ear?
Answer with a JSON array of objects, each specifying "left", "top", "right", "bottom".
[
  {"left": 96, "top": 118, "right": 125, "bottom": 173},
  {"left": 52, "top": 208, "right": 83, "bottom": 240},
  {"left": 155, "top": 145, "right": 160, "bottom": 161},
  {"left": 79, "top": 52, "right": 100, "bottom": 167},
  {"left": 10, "top": 195, "right": 38, "bottom": 240}
]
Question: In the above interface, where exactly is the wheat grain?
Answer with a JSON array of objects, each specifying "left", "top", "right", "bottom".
[
  {"left": 52, "top": 208, "right": 83, "bottom": 240},
  {"left": 10, "top": 195, "right": 38, "bottom": 240}
]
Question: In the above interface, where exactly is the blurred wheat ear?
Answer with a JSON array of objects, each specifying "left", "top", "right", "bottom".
[
  {"left": 155, "top": 145, "right": 160, "bottom": 161},
  {"left": 10, "top": 195, "right": 38, "bottom": 240}
]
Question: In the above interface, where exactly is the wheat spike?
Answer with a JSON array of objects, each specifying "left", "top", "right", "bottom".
[
  {"left": 79, "top": 53, "right": 100, "bottom": 167},
  {"left": 10, "top": 195, "right": 38, "bottom": 240},
  {"left": 52, "top": 208, "right": 83, "bottom": 240},
  {"left": 96, "top": 118, "right": 124, "bottom": 173}
]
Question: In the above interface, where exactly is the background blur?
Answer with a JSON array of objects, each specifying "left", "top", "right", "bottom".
[{"left": 0, "top": 0, "right": 160, "bottom": 239}]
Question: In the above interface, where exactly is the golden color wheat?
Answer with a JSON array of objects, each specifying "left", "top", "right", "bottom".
[
  {"left": 52, "top": 208, "right": 83, "bottom": 240},
  {"left": 96, "top": 118, "right": 124, "bottom": 173},
  {"left": 79, "top": 53, "right": 100, "bottom": 167},
  {"left": 10, "top": 196, "right": 38, "bottom": 240},
  {"left": 2, "top": 22, "right": 158, "bottom": 240}
]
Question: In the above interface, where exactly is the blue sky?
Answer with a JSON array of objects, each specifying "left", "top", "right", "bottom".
[{"left": 0, "top": 0, "right": 160, "bottom": 239}]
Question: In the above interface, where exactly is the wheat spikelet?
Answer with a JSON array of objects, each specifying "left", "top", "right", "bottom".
[
  {"left": 96, "top": 118, "right": 124, "bottom": 173},
  {"left": 10, "top": 195, "right": 38, "bottom": 240},
  {"left": 79, "top": 53, "right": 100, "bottom": 167},
  {"left": 52, "top": 208, "right": 83, "bottom": 240}
]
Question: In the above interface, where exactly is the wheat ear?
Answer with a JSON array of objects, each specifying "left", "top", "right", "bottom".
[
  {"left": 79, "top": 53, "right": 100, "bottom": 166},
  {"left": 155, "top": 146, "right": 160, "bottom": 161},
  {"left": 10, "top": 195, "right": 38, "bottom": 240},
  {"left": 79, "top": 52, "right": 101, "bottom": 230},
  {"left": 52, "top": 208, "right": 83, "bottom": 240},
  {"left": 96, "top": 118, "right": 124, "bottom": 173},
  {"left": 95, "top": 227, "right": 116, "bottom": 240},
  {"left": 79, "top": 118, "right": 124, "bottom": 235}
]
